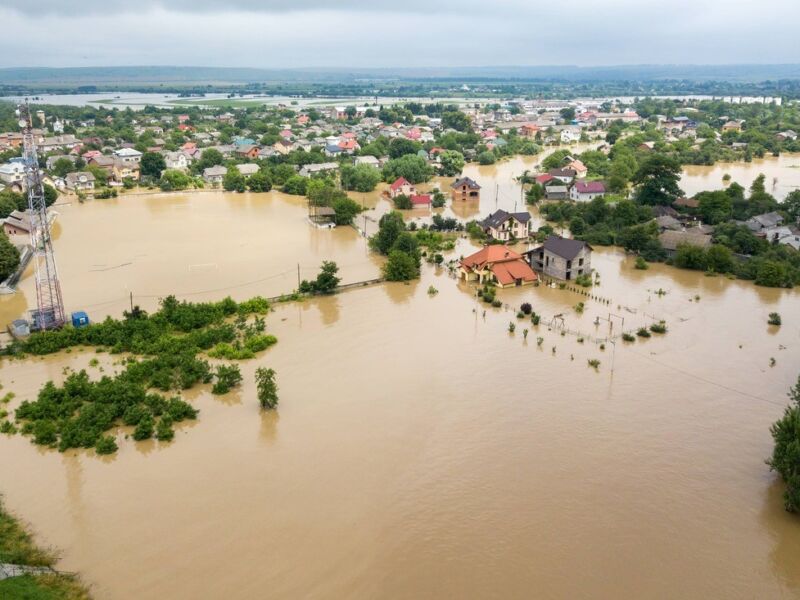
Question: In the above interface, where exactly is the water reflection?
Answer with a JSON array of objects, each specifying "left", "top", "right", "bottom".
[
  {"left": 762, "top": 480, "right": 800, "bottom": 591},
  {"left": 383, "top": 280, "right": 419, "bottom": 304},
  {"left": 259, "top": 410, "right": 280, "bottom": 446}
]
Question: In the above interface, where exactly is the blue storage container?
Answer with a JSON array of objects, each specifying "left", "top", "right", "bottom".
[{"left": 71, "top": 311, "right": 90, "bottom": 328}]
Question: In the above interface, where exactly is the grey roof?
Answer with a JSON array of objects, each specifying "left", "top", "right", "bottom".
[
  {"left": 480, "top": 209, "right": 531, "bottom": 229},
  {"left": 451, "top": 176, "right": 480, "bottom": 190},
  {"left": 203, "top": 165, "right": 227, "bottom": 177},
  {"left": 655, "top": 215, "right": 682, "bottom": 231},
  {"left": 548, "top": 168, "right": 577, "bottom": 178},
  {"left": 747, "top": 212, "right": 783, "bottom": 230},
  {"left": 658, "top": 230, "right": 712, "bottom": 251},
  {"left": 532, "top": 235, "right": 591, "bottom": 260}
]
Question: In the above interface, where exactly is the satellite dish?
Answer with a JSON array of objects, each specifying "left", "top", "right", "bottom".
[{"left": 18, "top": 119, "right": 27, "bottom": 128}]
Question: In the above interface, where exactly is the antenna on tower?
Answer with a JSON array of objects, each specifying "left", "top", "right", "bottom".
[{"left": 18, "top": 101, "right": 66, "bottom": 331}]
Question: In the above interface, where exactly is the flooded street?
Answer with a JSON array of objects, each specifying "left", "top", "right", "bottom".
[{"left": 0, "top": 174, "right": 799, "bottom": 598}]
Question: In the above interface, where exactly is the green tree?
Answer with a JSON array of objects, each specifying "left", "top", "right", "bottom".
[
  {"left": 393, "top": 194, "right": 413, "bottom": 209},
  {"left": 383, "top": 249, "right": 419, "bottom": 281},
  {"left": 159, "top": 169, "right": 192, "bottom": 191},
  {"left": 51, "top": 157, "right": 75, "bottom": 178},
  {"left": 477, "top": 151, "right": 496, "bottom": 165},
  {"left": 223, "top": 167, "right": 246, "bottom": 193},
  {"left": 247, "top": 170, "right": 272, "bottom": 192},
  {"left": 282, "top": 175, "right": 308, "bottom": 195},
  {"left": 140, "top": 152, "right": 166, "bottom": 179},
  {"left": 633, "top": 154, "right": 683, "bottom": 206},
  {"left": 299, "top": 261, "right": 340, "bottom": 294},
  {"left": 442, "top": 111, "right": 471, "bottom": 132},
  {"left": 705, "top": 244, "right": 735, "bottom": 273},
  {"left": 388, "top": 138, "right": 421, "bottom": 158},
  {"left": 0, "top": 231, "right": 21, "bottom": 281},
  {"left": 340, "top": 163, "right": 381, "bottom": 192},
  {"left": 768, "top": 375, "right": 800, "bottom": 512},
  {"left": 784, "top": 190, "right": 800, "bottom": 222},
  {"left": 43, "top": 184, "right": 58, "bottom": 207},
  {"left": 438, "top": 150, "right": 465, "bottom": 176},
  {"left": 673, "top": 243, "right": 707, "bottom": 270},
  {"left": 331, "top": 196, "right": 362, "bottom": 226},
  {"left": 370, "top": 211, "right": 406, "bottom": 255},
  {"left": 697, "top": 190, "right": 733, "bottom": 225},
  {"left": 382, "top": 155, "right": 433, "bottom": 184},
  {"left": 256, "top": 367, "right": 278, "bottom": 410}
]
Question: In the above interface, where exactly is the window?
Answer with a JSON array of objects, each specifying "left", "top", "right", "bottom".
[{"left": 579, "top": 258, "right": 584, "bottom": 266}]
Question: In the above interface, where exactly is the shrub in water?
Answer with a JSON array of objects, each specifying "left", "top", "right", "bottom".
[
  {"left": 622, "top": 333, "right": 635, "bottom": 342},
  {"left": 768, "top": 313, "right": 782, "bottom": 326},
  {"left": 636, "top": 327, "right": 651, "bottom": 338},
  {"left": 520, "top": 302, "right": 532, "bottom": 315}
]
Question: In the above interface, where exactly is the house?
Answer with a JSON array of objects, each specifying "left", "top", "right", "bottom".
[
  {"left": 638, "top": 141, "right": 656, "bottom": 152},
  {"left": 45, "top": 154, "right": 76, "bottom": 170},
  {"left": 2, "top": 210, "right": 32, "bottom": 236},
  {"left": 673, "top": 197, "right": 700, "bottom": 210},
  {"left": 775, "top": 229, "right": 800, "bottom": 250},
  {"left": 746, "top": 212, "right": 784, "bottom": 234},
  {"left": 776, "top": 130, "right": 797, "bottom": 142},
  {"left": 0, "top": 162, "right": 25, "bottom": 186},
  {"left": 236, "top": 163, "right": 260, "bottom": 177},
  {"left": 658, "top": 230, "right": 712, "bottom": 257},
  {"left": 65, "top": 171, "right": 96, "bottom": 192},
  {"left": 535, "top": 174, "right": 554, "bottom": 186},
  {"left": 524, "top": 235, "right": 592, "bottom": 281},
  {"left": 410, "top": 194, "right": 432, "bottom": 207},
  {"left": 655, "top": 215, "right": 683, "bottom": 232},
  {"left": 234, "top": 145, "right": 260, "bottom": 160},
  {"left": 164, "top": 151, "right": 189, "bottom": 171},
  {"left": 548, "top": 168, "right": 576, "bottom": 184},
  {"left": 545, "top": 185, "right": 569, "bottom": 200},
  {"left": 203, "top": 165, "right": 227, "bottom": 186},
  {"left": 570, "top": 181, "right": 606, "bottom": 202},
  {"left": 299, "top": 162, "right": 339, "bottom": 178},
  {"left": 519, "top": 124, "right": 540, "bottom": 138},
  {"left": 479, "top": 209, "right": 532, "bottom": 241},
  {"left": 112, "top": 159, "right": 140, "bottom": 182},
  {"left": 389, "top": 177, "right": 416, "bottom": 198},
  {"left": 722, "top": 120, "right": 743, "bottom": 132},
  {"left": 459, "top": 245, "right": 537, "bottom": 288},
  {"left": 451, "top": 177, "right": 481, "bottom": 201},
  {"left": 567, "top": 159, "right": 588, "bottom": 178},
  {"left": 354, "top": 155, "right": 380, "bottom": 168},
  {"left": 113, "top": 147, "right": 143, "bottom": 164}
]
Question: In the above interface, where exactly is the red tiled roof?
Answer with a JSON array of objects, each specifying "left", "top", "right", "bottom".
[
  {"left": 491, "top": 260, "right": 537, "bottom": 286},
  {"left": 390, "top": 177, "right": 411, "bottom": 191},
  {"left": 574, "top": 181, "right": 606, "bottom": 194},
  {"left": 461, "top": 245, "right": 523, "bottom": 271},
  {"left": 535, "top": 174, "right": 554, "bottom": 184},
  {"left": 338, "top": 139, "right": 358, "bottom": 150},
  {"left": 410, "top": 194, "right": 431, "bottom": 205}
]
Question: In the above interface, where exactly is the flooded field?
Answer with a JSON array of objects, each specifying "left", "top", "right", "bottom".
[
  {"left": 680, "top": 152, "right": 800, "bottom": 201},
  {"left": 0, "top": 168, "right": 799, "bottom": 598}
]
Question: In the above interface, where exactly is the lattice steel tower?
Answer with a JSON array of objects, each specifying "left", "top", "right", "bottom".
[{"left": 18, "top": 102, "right": 66, "bottom": 330}]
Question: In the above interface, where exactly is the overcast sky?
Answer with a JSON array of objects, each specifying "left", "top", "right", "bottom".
[{"left": 1, "top": 0, "right": 798, "bottom": 68}]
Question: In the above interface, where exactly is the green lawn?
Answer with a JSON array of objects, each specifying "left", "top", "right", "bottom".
[{"left": 0, "top": 501, "right": 91, "bottom": 599}]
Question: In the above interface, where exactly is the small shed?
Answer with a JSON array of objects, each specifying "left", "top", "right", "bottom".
[{"left": 71, "top": 311, "right": 90, "bottom": 328}]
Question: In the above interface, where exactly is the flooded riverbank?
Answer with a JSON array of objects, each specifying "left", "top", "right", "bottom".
[{"left": 0, "top": 189, "right": 799, "bottom": 599}]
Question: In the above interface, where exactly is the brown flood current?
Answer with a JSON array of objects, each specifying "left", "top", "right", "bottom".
[{"left": 0, "top": 167, "right": 800, "bottom": 598}]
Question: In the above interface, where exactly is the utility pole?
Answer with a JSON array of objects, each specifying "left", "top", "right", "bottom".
[
  {"left": 130, "top": 292, "right": 134, "bottom": 312},
  {"left": 297, "top": 263, "right": 301, "bottom": 288}
]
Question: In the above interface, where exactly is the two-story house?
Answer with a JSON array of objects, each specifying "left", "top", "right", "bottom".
[
  {"left": 389, "top": 177, "right": 416, "bottom": 198},
  {"left": 113, "top": 147, "right": 143, "bottom": 165},
  {"left": 451, "top": 176, "right": 481, "bottom": 201},
  {"left": 479, "top": 209, "right": 532, "bottom": 241},
  {"left": 524, "top": 235, "right": 592, "bottom": 281},
  {"left": 570, "top": 181, "right": 606, "bottom": 202},
  {"left": 65, "top": 171, "right": 96, "bottom": 192}
]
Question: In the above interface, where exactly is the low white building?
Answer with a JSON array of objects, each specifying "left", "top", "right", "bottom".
[{"left": 113, "top": 147, "right": 143, "bottom": 164}]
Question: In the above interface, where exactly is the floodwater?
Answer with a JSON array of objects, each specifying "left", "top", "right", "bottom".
[
  {"left": 1, "top": 185, "right": 800, "bottom": 598},
  {"left": 680, "top": 153, "right": 800, "bottom": 201}
]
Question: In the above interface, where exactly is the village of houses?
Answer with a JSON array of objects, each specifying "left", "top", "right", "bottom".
[{"left": 0, "top": 97, "right": 797, "bottom": 293}]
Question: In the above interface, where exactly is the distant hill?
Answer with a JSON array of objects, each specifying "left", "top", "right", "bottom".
[{"left": 2, "top": 64, "right": 800, "bottom": 85}]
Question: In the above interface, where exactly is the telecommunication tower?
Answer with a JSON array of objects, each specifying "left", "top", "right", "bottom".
[{"left": 17, "top": 102, "right": 66, "bottom": 330}]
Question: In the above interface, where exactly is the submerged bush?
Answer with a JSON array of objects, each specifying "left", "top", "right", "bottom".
[
  {"left": 636, "top": 327, "right": 652, "bottom": 338},
  {"left": 768, "top": 312, "right": 782, "bottom": 326},
  {"left": 768, "top": 376, "right": 800, "bottom": 512},
  {"left": 9, "top": 295, "right": 276, "bottom": 454},
  {"left": 650, "top": 321, "right": 667, "bottom": 334},
  {"left": 622, "top": 333, "right": 636, "bottom": 342}
]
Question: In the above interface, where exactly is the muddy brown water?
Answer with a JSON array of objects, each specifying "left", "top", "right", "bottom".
[{"left": 0, "top": 171, "right": 800, "bottom": 598}]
